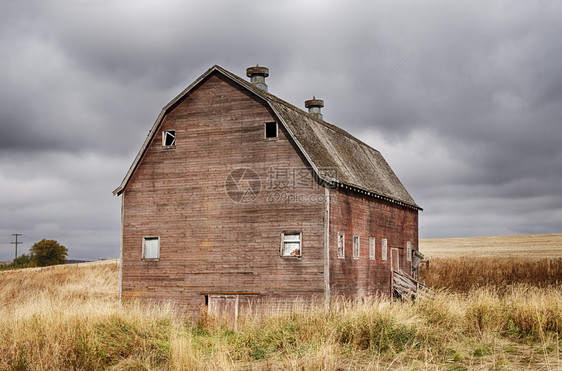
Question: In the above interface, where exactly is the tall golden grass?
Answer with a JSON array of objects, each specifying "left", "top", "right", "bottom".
[
  {"left": 0, "top": 259, "right": 561, "bottom": 370},
  {"left": 419, "top": 257, "right": 562, "bottom": 292}
]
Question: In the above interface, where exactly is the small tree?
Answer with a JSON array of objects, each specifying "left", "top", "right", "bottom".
[
  {"left": 13, "top": 254, "right": 32, "bottom": 268},
  {"left": 30, "top": 239, "right": 68, "bottom": 267},
  {"left": 0, "top": 254, "right": 32, "bottom": 271}
]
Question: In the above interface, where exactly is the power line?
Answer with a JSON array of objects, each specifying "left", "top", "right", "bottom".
[
  {"left": 11, "top": 233, "right": 22, "bottom": 260},
  {"left": 21, "top": 234, "right": 41, "bottom": 243}
]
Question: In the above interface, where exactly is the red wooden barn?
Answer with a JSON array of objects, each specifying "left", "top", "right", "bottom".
[{"left": 114, "top": 65, "right": 423, "bottom": 318}]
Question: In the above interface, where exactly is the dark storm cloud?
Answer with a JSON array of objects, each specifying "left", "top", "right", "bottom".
[{"left": 1, "top": 0, "right": 561, "bottom": 259}]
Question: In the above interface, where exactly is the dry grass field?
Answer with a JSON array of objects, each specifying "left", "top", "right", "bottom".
[
  {"left": 420, "top": 233, "right": 562, "bottom": 258},
  {"left": 419, "top": 256, "right": 562, "bottom": 293},
  {"left": 419, "top": 233, "right": 562, "bottom": 292},
  {"left": 0, "top": 236, "right": 561, "bottom": 370}
]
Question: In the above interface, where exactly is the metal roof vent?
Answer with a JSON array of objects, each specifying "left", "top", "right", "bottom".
[
  {"left": 246, "top": 65, "right": 269, "bottom": 92},
  {"left": 305, "top": 96, "right": 324, "bottom": 120}
]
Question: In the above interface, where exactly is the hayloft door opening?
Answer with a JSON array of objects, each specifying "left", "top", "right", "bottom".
[
  {"left": 207, "top": 295, "right": 239, "bottom": 329},
  {"left": 391, "top": 248, "right": 400, "bottom": 272}
]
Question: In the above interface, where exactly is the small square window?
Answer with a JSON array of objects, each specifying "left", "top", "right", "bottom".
[
  {"left": 337, "top": 232, "right": 345, "bottom": 259},
  {"left": 353, "top": 236, "right": 360, "bottom": 259},
  {"left": 143, "top": 236, "right": 160, "bottom": 259},
  {"left": 381, "top": 238, "right": 388, "bottom": 261},
  {"left": 265, "top": 122, "right": 278, "bottom": 138},
  {"left": 369, "top": 237, "right": 375, "bottom": 260},
  {"left": 163, "top": 130, "right": 176, "bottom": 147},
  {"left": 281, "top": 232, "right": 301, "bottom": 257}
]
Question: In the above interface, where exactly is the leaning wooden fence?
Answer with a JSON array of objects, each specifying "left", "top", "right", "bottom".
[{"left": 392, "top": 269, "right": 434, "bottom": 301}]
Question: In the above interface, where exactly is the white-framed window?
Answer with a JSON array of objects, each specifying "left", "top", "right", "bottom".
[
  {"left": 142, "top": 236, "right": 160, "bottom": 259},
  {"left": 265, "top": 122, "right": 278, "bottom": 138},
  {"left": 337, "top": 232, "right": 345, "bottom": 259},
  {"left": 369, "top": 237, "right": 375, "bottom": 260},
  {"left": 353, "top": 235, "right": 360, "bottom": 259},
  {"left": 406, "top": 241, "right": 412, "bottom": 262},
  {"left": 281, "top": 232, "right": 301, "bottom": 257},
  {"left": 163, "top": 130, "right": 176, "bottom": 147},
  {"left": 381, "top": 238, "right": 388, "bottom": 261}
]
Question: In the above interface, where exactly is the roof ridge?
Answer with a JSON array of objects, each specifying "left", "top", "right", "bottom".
[
  {"left": 228, "top": 68, "right": 381, "bottom": 154},
  {"left": 274, "top": 101, "right": 382, "bottom": 155},
  {"left": 214, "top": 66, "right": 383, "bottom": 155}
]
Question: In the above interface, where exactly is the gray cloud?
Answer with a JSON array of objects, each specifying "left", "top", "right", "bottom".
[{"left": 1, "top": 0, "right": 561, "bottom": 260}]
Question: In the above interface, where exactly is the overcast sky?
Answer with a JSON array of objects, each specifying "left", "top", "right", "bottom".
[{"left": 1, "top": 0, "right": 561, "bottom": 261}]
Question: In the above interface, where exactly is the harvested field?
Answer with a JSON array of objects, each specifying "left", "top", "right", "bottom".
[{"left": 420, "top": 233, "right": 562, "bottom": 258}]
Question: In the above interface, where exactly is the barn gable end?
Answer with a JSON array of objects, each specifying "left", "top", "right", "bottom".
[{"left": 114, "top": 65, "right": 421, "bottom": 212}]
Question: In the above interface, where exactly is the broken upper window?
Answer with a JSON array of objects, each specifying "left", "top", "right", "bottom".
[
  {"left": 281, "top": 232, "right": 301, "bottom": 257},
  {"left": 369, "top": 237, "right": 375, "bottom": 260},
  {"left": 265, "top": 122, "right": 278, "bottom": 138},
  {"left": 143, "top": 236, "right": 160, "bottom": 259},
  {"left": 337, "top": 232, "right": 345, "bottom": 259},
  {"left": 353, "top": 236, "right": 360, "bottom": 259},
  {"left": 163, "top": 130, "right": 176, "bottom": 147}
]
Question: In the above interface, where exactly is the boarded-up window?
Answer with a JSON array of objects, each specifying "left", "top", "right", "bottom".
[
  {"left": 353, "top": 236, "right": 360, "bottom": 259},
  {"left": 281, "top": 233, "right": 301, "bottom": 257},
  {"left": 143, "top": 237, "right": 160, "bottom": 259},
  {"left": 369, "top": 237, "right": 375, "bottom": 260},
  {"left": 337, "top": 232, "right": 345, "bottom": 259},
  {"left": 381, "top": 238, "right": 387, "bottom": 261},
  {"left": 162, "top": 130, "right": 176, "bottom": 146},
  {"left": 391, "top": 248, "right": 399, "bottom": 271},
  {"left": 406, "top": 241, "right": 412, "bottom": 262}
]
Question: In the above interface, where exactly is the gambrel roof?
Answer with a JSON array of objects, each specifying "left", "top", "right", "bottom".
[{"left": 114, "top": 65, "right": 421, "bottom": 210}]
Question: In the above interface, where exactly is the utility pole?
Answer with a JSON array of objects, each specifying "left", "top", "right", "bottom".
[{"left": 11, "top": 233, "right": 22, "bottom": 260}]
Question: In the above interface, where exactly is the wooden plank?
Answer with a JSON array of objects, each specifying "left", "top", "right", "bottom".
[{"left": 392, "top": 269, "right": 434, "bottom": 300}]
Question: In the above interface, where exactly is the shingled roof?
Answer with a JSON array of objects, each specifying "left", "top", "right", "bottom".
[{"left": 114, "top": 65, "right": 421, "bottom": 210}]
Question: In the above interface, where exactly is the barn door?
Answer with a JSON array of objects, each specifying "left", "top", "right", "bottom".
[
  {"left": 391, "top": 248, "right": 400, "bottom": 272},
  {"left": 208, "top": 295, "right": 239, "bottom": 329}
]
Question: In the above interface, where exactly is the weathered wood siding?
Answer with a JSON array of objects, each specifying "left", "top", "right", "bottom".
[
  {"left": 329, "top": 188, "right": 419, "bottom": 299},
  {"left": 121, "top": 73, "right": 326, "bottom": 315}
]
